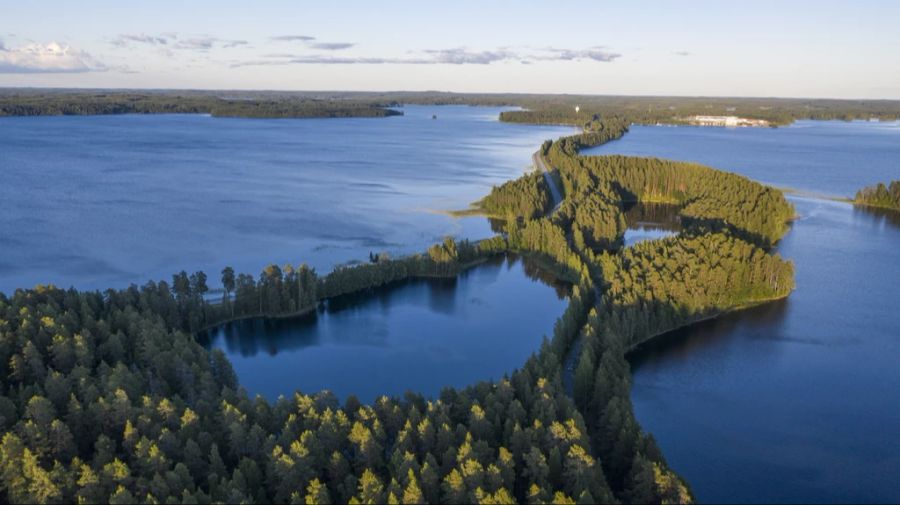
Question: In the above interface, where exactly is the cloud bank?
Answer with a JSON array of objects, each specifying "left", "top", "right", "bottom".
[
  {"left": 532, "top": 48, "right": 621, "bottom": 63},
  {"left": 113, "top": 33, "right": 248, "bottom": 51},
  {"left": 310, "top": 42, "right": 355, "bottom": 50},
  {"left": 0, "top": 42, "right": 107, "bottom": 73},
  {"left": 270, "top": 35, "right": 316, "bottom": 42},
  {"left": 232, "top": 46, "right": 621, "bottom": 67},
  {"left": 271, "top": 35, "right": 355, "bottom": 51},
  {"left": 107, "top": 33, "right": 618, "bottom": 68}
]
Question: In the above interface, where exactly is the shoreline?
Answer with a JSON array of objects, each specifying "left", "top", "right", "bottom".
[
  {"left": 625, "top": 291, "right": 792, "bottom": 355},
  {"left": 852, "top": 200, "right": 900, "bottom": 213},
  {"left": 200, "top": 252, "right": 569, "bottom": 333}
]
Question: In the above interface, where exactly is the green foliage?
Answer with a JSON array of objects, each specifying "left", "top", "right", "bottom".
[
  {"left": 0, "top": 107, "right": 815, "bottom": 504},
  {"left": 855, "top": 180, "right": 900, "bottom": 211},
  {"left": 596, "top": 232, "right": 794, "bottom": 348},
  {"left": 0, "top": 278, "right": 609, "bottom": 503},
  {"left": 125, "top": 237, "right": 509, "bottom": 334},
  {"left": 547, "top": 139, "right": 794, "bottom": 248},
  {"left": 318, "top": 237, "right": 508, "bottom": 299},
  {"left": 7, "top": 90, "right": 899, "bottom": 125},
  {"left": 555, "top": 183, "right": 626, "bottom": 251},
  {"left": 508, "top": 218, "right": 588, "bottom": 284},
  {"left": 497, "top": 95, "right": 900, "bottom": 126},
  {"left": 478, "top": 171, "right": 552, "bottom": 219},
  {"left": 487, "top": 116, "right": 799, "bottom": 501}
]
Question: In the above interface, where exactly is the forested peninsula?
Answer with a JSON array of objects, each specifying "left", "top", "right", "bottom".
[
  {"left": 0, "top": 109, "right": 797, "bottom": 503},
  {"left": 854, "top": 180, "right": 900, "bottom": 212}
]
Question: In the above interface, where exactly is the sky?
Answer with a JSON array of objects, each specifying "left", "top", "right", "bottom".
[{"left": 1, "top": 0, "right": 899, "bottom": 98}]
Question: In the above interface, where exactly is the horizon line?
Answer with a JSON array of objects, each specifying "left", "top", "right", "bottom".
[{"left": 1, "top": 85, "right": 899, "bottom": 103}]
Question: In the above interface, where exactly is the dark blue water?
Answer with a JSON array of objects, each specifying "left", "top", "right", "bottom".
[
  {"left": 592, "top": 122, "right": 900, "bottom": 503},
  {"left": 203, "top": 255, "right": 569, "bottom": 402},
  {"left": 0, "top": 106, "right": 571, "bottom": 293}
]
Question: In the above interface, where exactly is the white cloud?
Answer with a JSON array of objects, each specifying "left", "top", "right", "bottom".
[
  {"left": 530, "top": 47, "right": 621, "bottom": 63},
  {"left": 112, "top": 33, "right": 248, "bottom": 51},
  {"left": 423, "top": 48, "right": 513, "bottom": 64},
  {"left": 0, "top": 42, "right": 107, "bottom": 73},
  {"left": 112, "top": 34, "right": 168, "bottom": 47}
]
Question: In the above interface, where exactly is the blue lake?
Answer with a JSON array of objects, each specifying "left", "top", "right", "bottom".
[
  {"left": 589, "top": 121, "right": 900, "bottom": 503},
  {"left": 3, "top": 108, "right": 899, "bottom": 502},
  {"left": 0, "top": 105, "right": 572, "bottom": 407},
  {"left": 583, "top": 120, "right": 900, "bottom": 198},
  {"left": 0, "top": 105, "right": 571, "bottom": 293},
  {"left": 202, "top": 255, "right": 569, "bottom": 403}
]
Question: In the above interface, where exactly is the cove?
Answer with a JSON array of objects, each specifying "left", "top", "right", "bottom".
[
  {"left": 202, "top": 255, "right": 569, "bottom": 403},
  {"left": 591, "top": 122, "right": 900, "bottom": 503}
]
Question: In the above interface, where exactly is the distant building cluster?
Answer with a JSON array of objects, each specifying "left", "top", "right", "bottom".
[{"left": 684, "top": 115, "right": 769, "bottom": 127}]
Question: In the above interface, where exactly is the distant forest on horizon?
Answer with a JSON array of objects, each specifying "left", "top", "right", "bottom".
[{"left": 2, "top": 88, "right": 900, "bottom": 124}]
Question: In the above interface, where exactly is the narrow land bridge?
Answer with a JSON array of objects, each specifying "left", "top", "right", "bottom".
[{"left": 532, "top": 150, "right": 585, "bottom": 397}]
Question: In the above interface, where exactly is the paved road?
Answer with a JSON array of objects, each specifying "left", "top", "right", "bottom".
[
  {"left": 532, "top": 150, "right": 588, "bottom": 397},
  {"left": 533, "top": 151, "right": 563, "bottom": 211}
]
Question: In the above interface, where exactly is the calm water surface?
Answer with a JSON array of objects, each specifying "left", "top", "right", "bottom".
[
  {"left": 0, "top": 106, "right": 571, "bottom": 293},
  {"left": 592, "top": 122, "right": 900, "bottom": 503},
  {"left": 203, "top": 255, "right": 569, "bottom": 402},
  {"left": 583, "top": 120, "right": 900, "bottom": 198},
  {"left": 5, "top": 109, "right": 899, "bottom": 501},
  {"left": 622, "top": 202, "right": 680, "bottom": 246}
]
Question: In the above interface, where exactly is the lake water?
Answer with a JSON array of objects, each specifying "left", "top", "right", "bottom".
[
  {"left": 622, "top": 202, "right": 680, "bottom": 246},
  {"left": 0, "top": 106, "right": 572, "bottom": 293},
  {"left": 589, "top": 121, "right": 900, "bottom": 503},
  {"left": 202, "top": 255, "right": 569, "bottom": 403},
  {"left": 583, "top": 120, "right": 900, "bottom": 198},
  {"left": 5, "top": 109, "right": 899, "bottom": 501}
]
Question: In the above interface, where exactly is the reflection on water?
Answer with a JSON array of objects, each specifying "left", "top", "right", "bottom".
[
  {"left": 623, "top": 202, "right": 681, "bottom": 246},
  {"left": 852, "top": 204, "right": 900, "bottom": 229},
  {"left": 628, "top": 298, "right": 790, "bottom": 368},
  {"left": 203, "top": 254, "right": 569, "bottom": 403},
  {"left": 624, "top": 201, "right": 682, "bottom": 230}
]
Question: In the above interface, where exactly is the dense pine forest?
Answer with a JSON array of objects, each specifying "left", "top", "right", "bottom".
[
  {"left": 0, "top": 103, "right": 800, "bottom": 503},
  {"left": 475, "top": 173, "right": 553, "bottom": 220},
  {"left": 854, "top": 180, "right": 900, "bottom": 212}
]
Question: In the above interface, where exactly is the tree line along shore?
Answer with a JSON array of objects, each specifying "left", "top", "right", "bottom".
[
  {"left": 3, "top": 89, "right": 900, "bottom": 124},
  {"left": 0, "top": 106, "right": 802, "bottom": 504}
]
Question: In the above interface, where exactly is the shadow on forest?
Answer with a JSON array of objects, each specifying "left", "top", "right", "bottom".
[{"left": 626, "top": 297, "right": 791, "bottom": 369}]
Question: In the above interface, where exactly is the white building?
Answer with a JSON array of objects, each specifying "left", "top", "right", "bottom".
[{"left": 685, "top": 115, "right": 769, "bottom": 127}]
